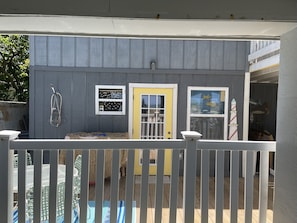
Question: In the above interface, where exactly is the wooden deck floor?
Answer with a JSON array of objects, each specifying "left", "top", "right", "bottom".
[{"left": 89, "top": 175, "right": 274, "bottom": 223}]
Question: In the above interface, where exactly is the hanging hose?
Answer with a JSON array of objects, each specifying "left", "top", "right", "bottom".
[{"left": 50, "top": 86, "right": 62, "bottom": 127}]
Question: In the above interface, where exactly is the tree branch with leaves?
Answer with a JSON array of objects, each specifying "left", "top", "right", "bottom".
[{"left": 0, "top": 35, "right": 29, "bottom": 102}]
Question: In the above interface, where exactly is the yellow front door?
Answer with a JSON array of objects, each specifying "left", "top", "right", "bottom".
[{"left": 132, "top": 87, "right": 174, "bottom": 175}]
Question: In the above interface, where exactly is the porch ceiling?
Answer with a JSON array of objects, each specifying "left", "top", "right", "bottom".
[
  {"left": 0, "top": 15, "right": 297, "bottom": 40},
  {"left": 250, "top": 65, "right": 279, "bottom": 84}
]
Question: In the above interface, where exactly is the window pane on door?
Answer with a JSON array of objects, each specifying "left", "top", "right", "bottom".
[
  {"left": 141, "top": 94, "right": 165, "bottom": 140},
  {"left": 140, "top": 94, "right": 165, "bottom": 164}
]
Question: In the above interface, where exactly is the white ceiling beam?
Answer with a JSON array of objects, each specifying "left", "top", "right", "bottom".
[{"left": 0, "top": 15, "right": 297, "bottom": 39}]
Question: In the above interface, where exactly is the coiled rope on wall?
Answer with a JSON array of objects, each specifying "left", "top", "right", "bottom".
[{"left": 50, "top": 86, "right": 62, "bottom": 127}]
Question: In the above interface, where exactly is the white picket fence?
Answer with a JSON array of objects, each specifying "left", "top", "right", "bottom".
[{"left": 0, "top": 130, "right": 276, "bottom": 223}]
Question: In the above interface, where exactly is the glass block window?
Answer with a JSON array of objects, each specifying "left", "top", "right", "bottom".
[
  {"left": 187, "top": 87, "right": 229, "bottom": 139},
  {"left": 95, "top": 85, "right": 126, "bottom": 115}
]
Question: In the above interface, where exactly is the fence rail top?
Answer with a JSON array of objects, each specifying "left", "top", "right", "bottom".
[
  {"left": 10, "top": 138, "right": 276, "bottom": 152},
  {"left": 198, "top": 140, "right": 276, "bottom": 152},
  {"left": 10, "top": 139, "right": 186, "bottom": 150}
]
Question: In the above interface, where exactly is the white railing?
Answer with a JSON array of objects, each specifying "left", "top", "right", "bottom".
[
  {"left": 248, "top": 40, "right": 280, "bottom": 73},
  {"left": 0, "top": 130, "right": 276, "bottom": 223},
  {"left": 249, "top": 40, "right": 279, "bottom": 55}
]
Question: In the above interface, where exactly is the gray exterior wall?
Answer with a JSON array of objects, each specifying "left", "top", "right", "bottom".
[
  {"left": 29, "top": 36, "right": 248, "bottom": 139},
  {"left": 29, "top": 36, "right": 248, "bottom": 175}
]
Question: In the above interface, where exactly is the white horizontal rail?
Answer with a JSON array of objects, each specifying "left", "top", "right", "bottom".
[
  {"left": 249, "top": 54, "right": 280, "bottom": 72},
  {"left": 10, "top": 139, "right": 276, "bottom": 152},
  {"left": 197, "top": 140, "right": 276, "bottom": 151},
  {"left": 10, "top": 139, "right": 186, "bottom": 150},
  {"left": 250, "top": 40, "right": 276, "bottom": 53},
  {"left": 248, "top": 41, "right": 280, "bottom": 61}
]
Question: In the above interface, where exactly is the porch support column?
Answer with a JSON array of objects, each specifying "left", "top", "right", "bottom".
[
  {"left": 0, "top": 130, "right": 20, "bottom": 223},
  {"left": 274, "top": 27, "right": 297, "bottom": 223},
  {"left": 181, "top": 131, "right": 201, "bottom": 223}
]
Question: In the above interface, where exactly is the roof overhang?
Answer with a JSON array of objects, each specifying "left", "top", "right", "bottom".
[{"left": 0, "top": 15, "right": 297, "bottom": 40}]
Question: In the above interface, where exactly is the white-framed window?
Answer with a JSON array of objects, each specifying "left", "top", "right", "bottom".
[
  {"left": 187, "top": 87, "right": 229, "bottom": 139},
  {"left": 95, "top": 85, "right": 126, "bottom": 115}
]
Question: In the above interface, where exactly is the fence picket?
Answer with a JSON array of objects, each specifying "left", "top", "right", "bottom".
[
  {"left": 79, "top": 150, "right": 89, "bottom": 223},
  {"left": 49, "top": 150, "right": 59, "bottom": 223},
  {"left": 201, "top": 150, "right": 210, "bottom": 223},
  {"left": 64, "top": 150, "right": 74, "bottom": 223},
  {"left": 259, "top": 151, "right": 269, "bottom": 223},
  {"left": 244, "top": 151, "right": 255, "bottom": 223},
  {"left": 215, "top": 150, "right": 224, "bottom": 223},
  {"left": 33, "top": 150, "right": 43, "bottom": 223},
  {"left": 95, "top": 150, "right": 105, "bottom": 223},
  {"left": 154, "top": 149, "right": 165, "bottom": 223},
  {"left": 230, "top": 151, "right": 239, "bottom": 223},
  {"left": 110, "top": 150, "right": 120, "bottom": 223},
  {"left": 140, "top": 149, "right": 150, "bottom": 223},
  {"left": 125, "top": 150, "right": 135, "bottom": 223},
  {"left": 169, "top": 149, "right": 180, "bottom": 223},
  {"left": 17, "top": 150, "right": 27, "bottom": 223}
]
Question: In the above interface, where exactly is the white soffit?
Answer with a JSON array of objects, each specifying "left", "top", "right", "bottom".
[{"left": 0, "top": 15, "right": 297, "bottom": 39}]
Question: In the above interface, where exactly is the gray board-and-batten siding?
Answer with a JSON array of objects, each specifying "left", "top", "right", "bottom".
[
  {"left": 30, "top": 36, "right": 248, "bottom": 70},
  {"left": 29, "top": 36, "right": 248, "bottom": 175}
]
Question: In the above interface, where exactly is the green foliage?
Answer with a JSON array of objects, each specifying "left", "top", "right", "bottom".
[{"left": 0, "top": 35, "right": 29, "bottom": 102}]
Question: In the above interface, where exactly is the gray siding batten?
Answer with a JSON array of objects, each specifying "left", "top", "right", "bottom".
[
  {"left": 35, "top": 36, "right": 47, "bottom": 66},
  {"left": 76, "top": 37, "right": 90, "bottom": 67},
  {"left": 144, "top": 39, "right": 157, "bottom": 69},
  {"left": 112, "top": 72, "right": 127, "bottom": 84},
  {"left": 103, "top": 38, "right": 116, "bottom": 68},
  {"left": 29, "top": 36, "right": 35, "bottom": 66},
  {"left": 178, "top": 73, "right": 193, "bottom": 136},
  {"left": 170, "top": 40, "right": 184, "bottom": 69},
  {"left": 153, "top": 72, "right": 167, "bottom": 83},
  {"left": 112, "top": 116, "right": 127, "bottom": 132},
  {"left": 197, "top": 40, "right": 211, "bottom": 69},
  {"left": 117, "top": 39, "right": 130, "bottom": 68},
  {"left": 90, "top": 38, "right": 103, "bottom": 67},
  {"left": 56, "top": 72, "right": 73, "bottom": 137},
  {"left": 70, "top": 72, "right": 87, "bottom": 132},
  {"left": 166, "top": 73, "right": 180, "bottom": 85},
  {"left": 48, "top": 36, "right": 62, "bottom": 67},
  {"left": 223, "top": 41, "right": 237, "bottom": 70},
  {"left": 210, "top": 41, "right": 224, "bottom": 70},
  {"left": 184, "top": 40, "right": 197, "bottom": 69},
  {"left": 126, "top": 72, "right": 140, "bottom": 83},
  {"left": 130, "top": 39, "right": 143, "bottom": 68},
  {"left": 99, "top": 115, "right": 113, "bottom": 132},
  {"left": 192, "top": 73, "right": 207, "bottom": 86},
  {"left": 86, "top": 73, "right": 99, "bottom": 132},
  {"left": 236, "top": 41, "right": 249, "bottom": 70},
  {"left": 99, "top": 71, "right": 114, "bottom": 84},
  {"left": 157, "top": 40, "right": 170, "bottom": 69},
  {"left": 62, "top": 37, "right": 75, "bottom": 67}
]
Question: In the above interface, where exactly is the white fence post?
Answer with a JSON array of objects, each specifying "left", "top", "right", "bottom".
[
  {"left": 181, "top": 131, "right": 202, "bottom": 223},
  {"left": 0, "top": 130, "right": 20, "bottom": 223}
]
